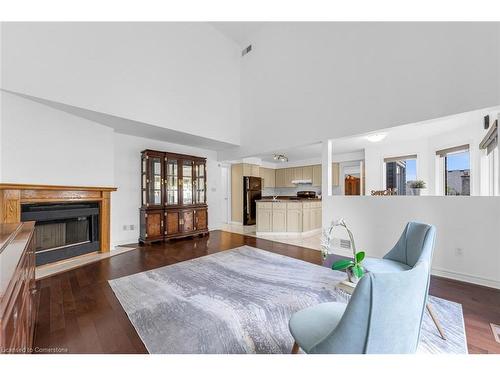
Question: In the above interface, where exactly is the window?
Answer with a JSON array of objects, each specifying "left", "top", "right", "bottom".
[
  {"left": 384, "top": 155, "right": 417, "bottom": 195},
  {"left": 436, "top": 145, "right": 470, "bottom": 196}
]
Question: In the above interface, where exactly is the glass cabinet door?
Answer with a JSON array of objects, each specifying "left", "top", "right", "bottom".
[
  {"left": 147, "top": 156, "right": 163, "bottom": 206},
  {"left": 165, "top": 158, "right": 179, "bottom": 205},
  {"left": 181, "top": 160, "right": 193, "bottom": 205},
  {"left": 194, "top": 162, "right": 206, "bottom": 204}
]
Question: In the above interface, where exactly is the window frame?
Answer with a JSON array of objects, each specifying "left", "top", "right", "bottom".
[
  {"left": 435, "top": 144, "right": 471, "bottom": 196},
  {"left": 382, "top": 154, "right": 418, "bottom": 195}
]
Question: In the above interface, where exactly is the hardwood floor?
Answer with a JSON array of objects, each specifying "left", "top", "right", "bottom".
[{"left": 33, "top": 230, "right": 500, "bottom": 354}]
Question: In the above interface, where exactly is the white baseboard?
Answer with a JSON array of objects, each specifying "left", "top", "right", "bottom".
[
  {"left": 431, "top": 267, "right": 500, "bottom": 290},
  {"left": 327, "top": 251, "right": 500, "bottom": 290},
  {"left": 256, "top": 228, "right": 321, "bottom": 237}
]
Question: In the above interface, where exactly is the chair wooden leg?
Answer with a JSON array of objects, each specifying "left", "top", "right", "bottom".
[
  {"left": 426, "top": 302, "right": 446, "bottom": 340},
  {"left": 291, "top": 341, "right": 300, "bottom": 354}
]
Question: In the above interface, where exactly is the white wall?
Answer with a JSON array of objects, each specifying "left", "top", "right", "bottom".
[
  {"left": 363, "top": 113, "right": 496, "bottom": 195},
  {"left": 323, "top": 196, "right": 500, "bottom": 289},
  {"left": 0, "top": 92, "right": 225, "bottom": 247},
  {"left": 222, "top": 22, "right": 500, "bottom": 160},
  {"left": 1, "top": 22, "right": 241, "bottom": 146},
  {"left": 1, "top": 91, "right": 115, "bottom": 186},
  {"left": 113, "top": 133, "right": 224, "bottom": 246}
]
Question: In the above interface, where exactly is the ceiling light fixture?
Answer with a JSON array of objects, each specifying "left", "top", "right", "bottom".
[
  {"left": 365, "top": 133, "right": 387, "bottom": 143},
  {"left": 273, "top": 154, "right": 288, "bottom": 162}
]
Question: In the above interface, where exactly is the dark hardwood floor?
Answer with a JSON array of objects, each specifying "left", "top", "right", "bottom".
[{"left": 33, "top": 230, "right": 500, "bottom": 354}]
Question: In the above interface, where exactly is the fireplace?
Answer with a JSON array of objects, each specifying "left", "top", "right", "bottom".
[{"left": 21, "top": 202, "right": 100, "bottom": 266}]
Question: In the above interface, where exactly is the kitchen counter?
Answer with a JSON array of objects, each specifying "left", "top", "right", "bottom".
[
  {"left": 256, "top": 200, "right": 322, "bottom": 234},
  {"left": 258, "top": 196, "right": 322, "bottom": 202}
]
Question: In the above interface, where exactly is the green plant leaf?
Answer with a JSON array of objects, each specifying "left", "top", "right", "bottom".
[
  {"left": 352, "top": 264, "right": 365, "bottom": 278},
  {"left": 332, "top": 259, "right": 354, "bottom": 271},
  {"left": 355, "top": 251, "right": 365, "bottom": 263}
]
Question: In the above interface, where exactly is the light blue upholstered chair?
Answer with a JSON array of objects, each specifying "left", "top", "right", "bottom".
[
  {"left": 289, "top": 262, "right": 430, "bottom": 354},
  {"left": 361, "top": 222, "right": 444, "bottom": 339}
]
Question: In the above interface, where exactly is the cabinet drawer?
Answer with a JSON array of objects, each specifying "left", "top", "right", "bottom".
[{"left": 286, "top": 202, "right": 302, "bottom": 209}]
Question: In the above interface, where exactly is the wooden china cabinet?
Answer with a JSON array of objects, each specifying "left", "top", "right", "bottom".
[{"left": 139, "top": 150, "right": 208, "bottom": 243}]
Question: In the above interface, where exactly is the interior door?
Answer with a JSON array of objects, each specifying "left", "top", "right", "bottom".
[
  {"left": 221, "top": 166, "right": 229, "bottom": 224},
  {"left": 345, "top": 175, "right": 361, "bottom": 195}
]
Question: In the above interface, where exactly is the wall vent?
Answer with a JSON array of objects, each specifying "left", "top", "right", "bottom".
[
  {"left": 242, "top": 44, "right": 252, "bottom": 56},
  {"left": 340, "top": 239, "right": 351, "bottom": 249}
]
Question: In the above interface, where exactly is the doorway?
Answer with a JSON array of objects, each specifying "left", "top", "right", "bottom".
[
  {"left": 344, "top": 174, "right": 361, "bottom": 195},
  {"left": 221, "top": 165, "right": 230, "bottom": 224}
]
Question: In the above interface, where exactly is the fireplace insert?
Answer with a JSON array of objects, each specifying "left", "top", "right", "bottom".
[{"left": 21, "top": 202, "right": 100, "bottom": 266}]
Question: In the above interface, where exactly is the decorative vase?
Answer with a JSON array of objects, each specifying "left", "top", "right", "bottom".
[
  {"left": 346, "top": 267, "right": 362, "bottom": 284},
  {"left": 411, "top": 188, "right": 421, "bottom": 196}
]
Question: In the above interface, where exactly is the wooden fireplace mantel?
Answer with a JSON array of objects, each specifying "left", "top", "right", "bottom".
[{"left": 0, "top": 183, "right": 117, "bottom": 253}]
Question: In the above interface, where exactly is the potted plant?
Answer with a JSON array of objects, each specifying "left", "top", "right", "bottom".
[
  {"left": 321, "top": 218, "right": 365, "bottom": 283},
  {"left": 408, "top": 180, "right": 426, "bottom": 196}
]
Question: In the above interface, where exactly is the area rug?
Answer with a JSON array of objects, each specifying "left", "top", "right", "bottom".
[{"left": 108, "top": 246, "right": 467, "bottom": 354}]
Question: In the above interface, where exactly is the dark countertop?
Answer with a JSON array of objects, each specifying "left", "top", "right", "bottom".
[{"left": 257, "top": 196, "right": 322, "bottom": 202}]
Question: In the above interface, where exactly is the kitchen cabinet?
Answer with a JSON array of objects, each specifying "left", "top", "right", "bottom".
[
  {"left": 256, "top": 202, "right": 273, "bottom": 232},
  {"left": 312, "top": 164, "right": 322, "bottom": 187},
  {"left": 260, "top": 167, "right": 276, "bottom": 188},
  {"left": 284, "top": 168, "right": 295, "bottom": 187},
  {"left": 292, "top": 167, "right": 303, "bottom": 181},
  {"left": 275, "top": 168, "right": 286, "bottom": 188},
  {"left": 272, "top": 202, "right": 287, "bottom": 232},
  {"left": 286, "top": 202, "right": 303, "bottom": 232},
  {"left": 256, "top": 200, "right": 322, "bottom": 234},
  {"left": 139, "top": 149, "right": 208, "bottom": 243},
  {"left": 269, "top": 164, "right": 323, "bottom": 188},
  {"left": 243, "top": 163, "right": 260, "bottom": 177},
  {"left": 302, "top": 202, "right": 312, "bottom": 231},
  {"left": 302, "top": 166, "right": 313, "bottom": 181},
  {"left": 311, "top": 201, "right": 322, "bottom": 229}
]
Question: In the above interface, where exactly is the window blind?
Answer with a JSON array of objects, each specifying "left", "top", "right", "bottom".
[
  {"left": 383, "top": 154, "right": 417, "bottom": 163},
  {"left": 435, "top": 144, "right": 469, "bottom": 157},
  {"left": 479, "top": 120, "right": 498, "bottom": 155}
]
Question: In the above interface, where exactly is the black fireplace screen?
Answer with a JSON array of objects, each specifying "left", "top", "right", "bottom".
[
  {"left": 21, "top": 202, "right": 100, "bottom": 265},
  {"left": 35, "top": 217, "right": 91, "bottom": 252}
]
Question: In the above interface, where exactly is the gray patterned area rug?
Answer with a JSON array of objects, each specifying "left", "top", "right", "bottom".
[{"left": 108, "top": 246, "right": 467, "bottom": 354}]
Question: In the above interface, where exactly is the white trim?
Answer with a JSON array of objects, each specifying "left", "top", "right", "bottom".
[
  {"left": 431, "top": 267, "right": 500, "bottom": 290},
  {"left": 256, "top": 228, "right": 321, "bottom": 237},
  {"left": 326, "top": 247, "right": 500, "bottom": 290},
  {"left": 229, "top": 221, "right": 243, "bottom": 225}
]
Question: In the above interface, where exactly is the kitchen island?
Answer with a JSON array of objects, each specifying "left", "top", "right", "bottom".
[{"left": 256, "top": 198, "right": 322, "bottom": 235}]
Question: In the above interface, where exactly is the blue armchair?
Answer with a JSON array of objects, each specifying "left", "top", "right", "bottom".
[
  {"left": 289, "top": 261, "right": 430, "bottom": 353},
  {"left": 361, "top": 222, "right": 444, "bottom": 339}
]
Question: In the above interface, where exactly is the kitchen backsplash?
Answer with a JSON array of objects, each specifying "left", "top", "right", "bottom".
[{"left": 262, "top": 184, "right": 322, "bottom": 197}]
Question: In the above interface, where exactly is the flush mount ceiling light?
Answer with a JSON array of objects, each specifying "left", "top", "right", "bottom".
[
  {"left": 273, "top": 154, "right": 288, "bottom": 162},
  {"left": 365, "top": 133, "right": 387, "bottom": 143}
]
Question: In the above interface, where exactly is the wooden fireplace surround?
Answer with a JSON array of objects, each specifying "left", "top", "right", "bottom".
[{"left": 0, "top": 183, "right": 117, "bottom": 253}]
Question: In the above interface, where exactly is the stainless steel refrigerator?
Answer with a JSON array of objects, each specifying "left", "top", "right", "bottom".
[{"left": 243, "top": 176, "right": 262, "bottom": 225}]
